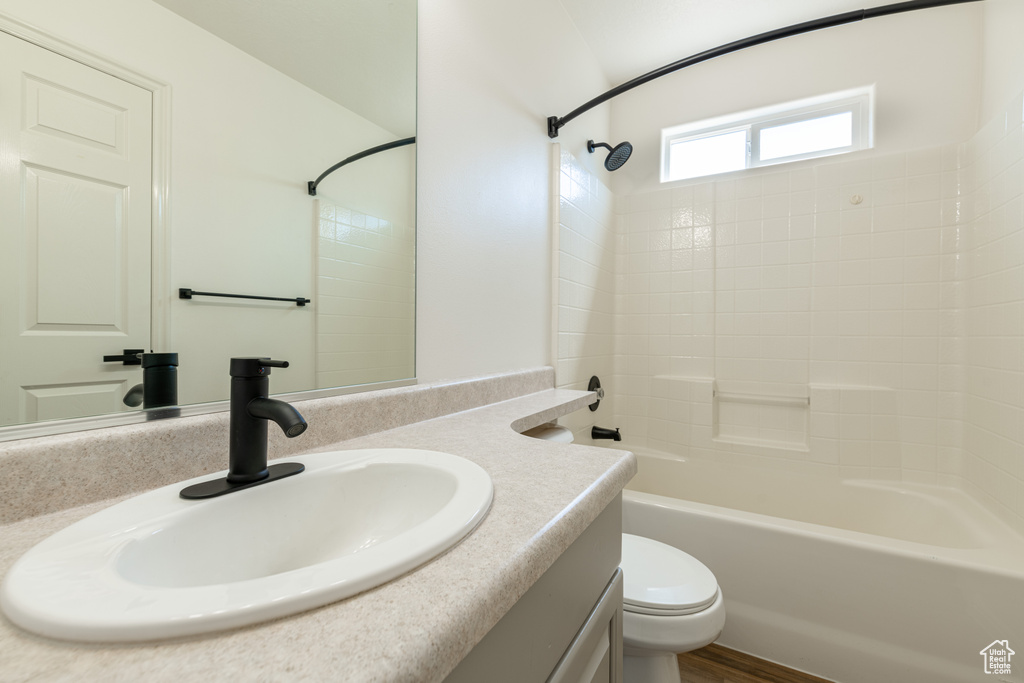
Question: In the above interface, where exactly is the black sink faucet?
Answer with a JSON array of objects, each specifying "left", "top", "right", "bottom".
[
  {"left": 180, "top": 357, "right": 307, "bottom": 499},
  {"left": 227, "top": 357, "right": 307, "bottom": 482}
]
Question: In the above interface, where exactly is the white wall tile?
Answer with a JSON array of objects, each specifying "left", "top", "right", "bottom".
[
  {"left": 316, "top": 199, "right": 415, "bottom": 389},
  {"left": 555, "top": 90, "right": 1024, "bottom": 534}
]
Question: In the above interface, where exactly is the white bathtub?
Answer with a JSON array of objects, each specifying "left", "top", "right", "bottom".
[{"left": 620, "top": 447, "right": 1024, "bottom": 683}]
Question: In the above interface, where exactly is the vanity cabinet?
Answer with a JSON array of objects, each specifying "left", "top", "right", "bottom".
[
  {"left": 443, "top": 495, "right": 623, "bottom": 683},
  {"left": 547, "top": 569, "right": 622, "bottom": 683}
]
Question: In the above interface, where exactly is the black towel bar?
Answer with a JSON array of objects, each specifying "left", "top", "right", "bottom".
[{"left": 179, "top": 288, "right": 310, "bottom": 307}]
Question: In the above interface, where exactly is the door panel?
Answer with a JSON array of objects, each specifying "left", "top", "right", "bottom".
[
  {"left": 26, "top": 75, "right": 127, "bottom": 154},
  {"left": 22, "top": 381, "right": 130, "bottom": 422},
  {"left": 0, "top": 31, "right": 152, "bottom": 426},
  {"left": 29, "top": 166, "right": 127, "bottom": 328}
]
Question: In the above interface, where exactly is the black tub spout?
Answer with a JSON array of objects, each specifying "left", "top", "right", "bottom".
[{"left": 592, "top": 426, "right": 621, "bottom": 441}]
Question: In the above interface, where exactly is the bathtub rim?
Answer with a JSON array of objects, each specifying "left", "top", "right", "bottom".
[{"left": 621, "top": 447, "right": 1024, "bottom": 580}]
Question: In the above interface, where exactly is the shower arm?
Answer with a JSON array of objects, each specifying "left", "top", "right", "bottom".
[
  {"left": 546, "top": 0, "right": 984, "bottom": 139},
  {"left": 307, "top": 136, "right": 416, "bottom": 196}
]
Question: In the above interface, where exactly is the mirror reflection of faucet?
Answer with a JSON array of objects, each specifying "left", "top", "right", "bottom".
[
  {"left": 103, "top": 351, "right": 180, "bottom": 416},
  {"left": 122, "top": 353, "right": 179, "bottom": 411},
  {"left": 180, "top": 357, "right": 307, "bottom": 500}
]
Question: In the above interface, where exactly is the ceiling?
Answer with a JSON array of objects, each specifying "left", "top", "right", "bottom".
[
  {"left": 151, "top": 0, "right": 971, "bottom": 138},
  {"left": 152, "top": 0, "right": 416, "bottom": 137},
  {"left": 558, "top": 0, "right": 936, "bottom": 87}
]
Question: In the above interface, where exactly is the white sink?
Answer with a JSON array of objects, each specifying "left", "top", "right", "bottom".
[{"left": 1, "top": 448, "right": 493, "bottom": 642}]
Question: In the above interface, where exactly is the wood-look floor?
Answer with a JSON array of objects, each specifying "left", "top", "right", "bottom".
[{"left": 677, "top": 644, "right": 836, "bottom": 683}]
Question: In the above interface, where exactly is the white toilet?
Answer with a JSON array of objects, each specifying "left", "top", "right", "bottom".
[
  {"left": 620, "top": 533, "right": 725, "bottom": 683},
  {"left": 521, "top": 424, "right": 725, "bottom": 682}
]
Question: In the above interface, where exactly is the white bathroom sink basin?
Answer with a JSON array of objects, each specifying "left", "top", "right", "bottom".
[{"left": 1, "top": 448, "right": 493, "bottom": 642}]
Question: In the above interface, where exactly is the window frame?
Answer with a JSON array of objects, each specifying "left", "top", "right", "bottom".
[{"left": 660, "top": 86, "right": 874, "bottom": 183}]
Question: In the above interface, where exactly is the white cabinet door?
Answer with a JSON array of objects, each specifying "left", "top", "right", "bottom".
[{"left": 0, "top": 30, "right": 153, "bottom": 426}]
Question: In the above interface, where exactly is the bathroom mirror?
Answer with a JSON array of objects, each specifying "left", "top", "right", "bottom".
[{"left": 0, "top": 0, "right": 416, "bottom": 437}]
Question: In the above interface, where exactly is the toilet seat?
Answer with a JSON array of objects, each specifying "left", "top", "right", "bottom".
[{"left": 621, "top": 533, "right": 719, "bottom": 616}]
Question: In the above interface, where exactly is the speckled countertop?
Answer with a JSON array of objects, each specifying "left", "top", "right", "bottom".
[{"left": 0, "top": 388, "right": 636, "bottom": 682}]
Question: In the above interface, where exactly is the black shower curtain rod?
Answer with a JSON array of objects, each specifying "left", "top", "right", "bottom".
[
  {"left": 546, "top": 0, "right": 984, "bottom": 138},
  {"left": 308, "top": 136, "right": 416, "bottom": 196}
]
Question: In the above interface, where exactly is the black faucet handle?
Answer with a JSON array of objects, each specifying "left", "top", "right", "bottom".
[
  {"left": 230, "top": 357, "right": 290, "bottom": 377},
  {"left": 103, "top": 349, "right": 145, "bottom": 365}
]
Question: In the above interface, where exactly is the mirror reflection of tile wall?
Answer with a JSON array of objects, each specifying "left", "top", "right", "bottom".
[{"left": 316, "top": 199, "right": 415, "bottom": 389}]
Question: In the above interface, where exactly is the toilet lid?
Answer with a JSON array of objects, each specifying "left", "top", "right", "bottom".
[{"left": 620, "top": 533, "right": 719, "bottom": 616}]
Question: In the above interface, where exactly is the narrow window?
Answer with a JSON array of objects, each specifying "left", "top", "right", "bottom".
[
  {"left": 758, "top": 111, "right": 853, "bottom": 161},
  {"left": 661, "top": 87, "right": 873, "bottom": 183},
  {"left": 668, "top": 128, "right": 748, "bottom": 181}
]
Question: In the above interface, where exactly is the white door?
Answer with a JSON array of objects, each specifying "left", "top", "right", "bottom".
[{"left": 0, "top": 31, "right": 153, "bottom": 426}]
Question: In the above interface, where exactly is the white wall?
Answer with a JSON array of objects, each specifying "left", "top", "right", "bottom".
[
  {"left": 416, "top": 0, "right": 610, "bottom": 382},
  {"left": 980, "top": 0, "right": 1024, "bottom": 123},
  {"left": 608, "top": 3, "right": 983, "bottom": 196},
  {"left": 0, "top": 0, "right": 407, "bottom": 405}
]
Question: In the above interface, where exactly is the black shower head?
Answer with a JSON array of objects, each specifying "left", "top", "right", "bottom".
[{"left": 587, "top": 139, "right": 633, "bottom": 171}]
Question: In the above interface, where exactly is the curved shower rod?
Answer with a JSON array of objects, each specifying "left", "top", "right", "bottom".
[
  {"left": 308, "top": 136, "right": 416, "bottom": 196},
  {"left": 546, "top": 0, "right": 983, "bottom": 139}
]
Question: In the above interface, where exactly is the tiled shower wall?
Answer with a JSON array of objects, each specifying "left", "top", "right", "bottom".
[
  {"left": 553, "top": 148, "right": 617, "bottom": 442},
  {"left": 962, "top": 91, "right": 1024, "bottom": 529},
  {"left": 316, "top": 198, "right": 415, "bottom": 389},
  {"left": 554, "top": 91, "right": 1024, "bottom": 533},
  {"left": 611, "top": 144, "right": 962, "bottom": 484}
]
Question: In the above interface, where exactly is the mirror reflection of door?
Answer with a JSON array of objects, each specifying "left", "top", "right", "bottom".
[{"left": 0, "top": 31, "right": 153, "bottom": 426}]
